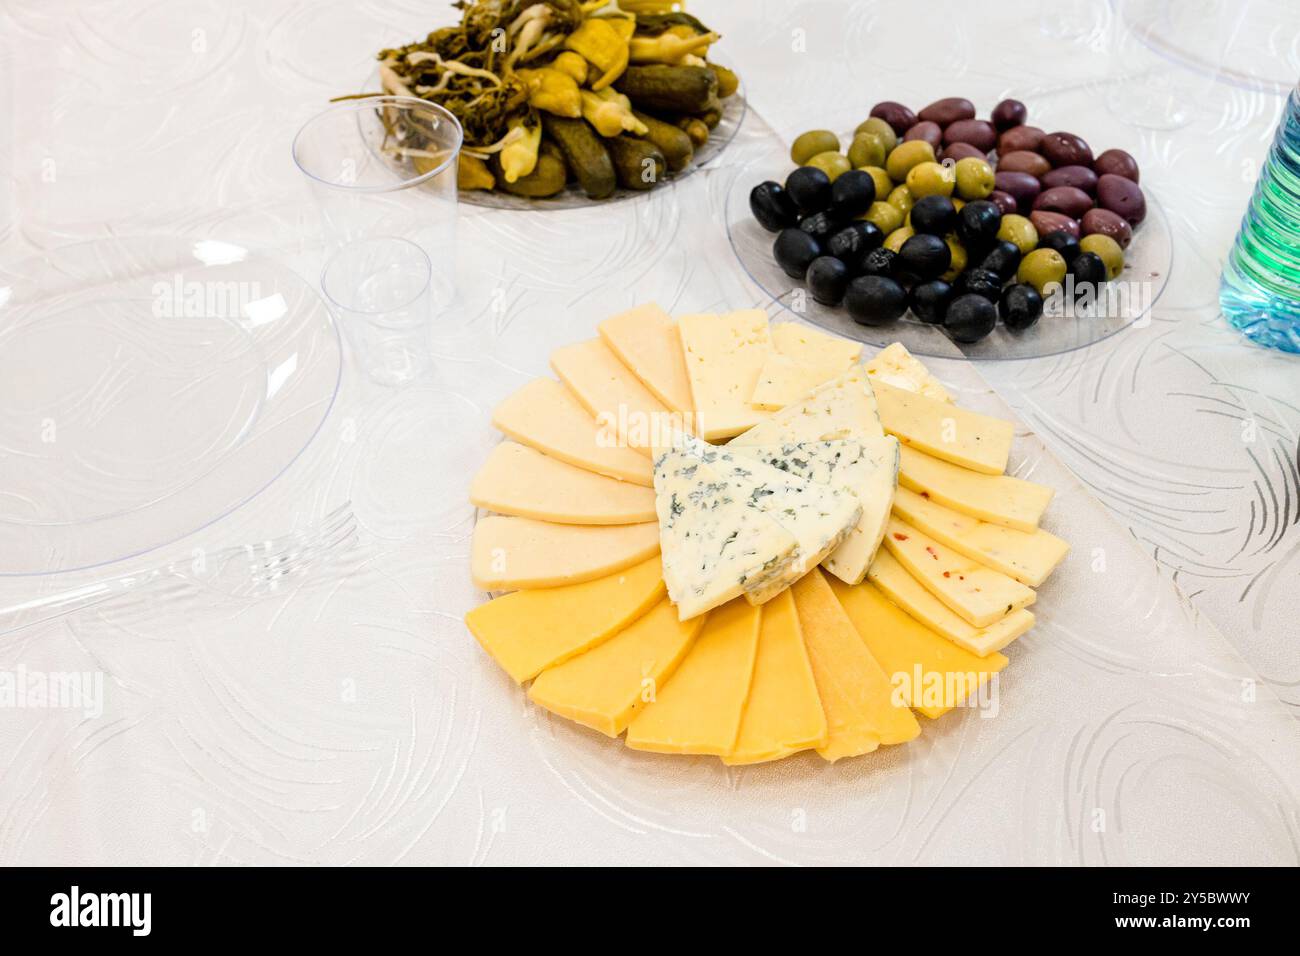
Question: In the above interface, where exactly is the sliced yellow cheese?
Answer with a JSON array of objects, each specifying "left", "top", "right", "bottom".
[
  {"left": 829, "top": 578, "right": 1008, "bottom": 719},
  {"left": 470, "top": 441, "right": 656, "bottom": 525},
  {"left": 528, "top": 598, "right": 705, "bottom": 737},
  {"left": 678, "top": 310, "right": 773, "bottom": 440},
  {"left": 491, "top": 378, "right": 653, "bottom": 487},
  {"left": 864, "top": 342, "right": 952, "bottom": 403},
  {"left": 731, "top": 365, "right": 883, "bottom": 447},
  {"left": 597, "top": 303, "right": 695, "bottom": 416},
  {"left": 750, "top": 352, "right": 849, "bottom": 411},
  {"left": 883, "top": 517, "right": 1035, "bottom": 628},
  {"left": 897, "top": 445, "right": 1053, "bottom": 532},
  {"left": 892, "top": 486, "right": 1068, "bottom": 586},
  {"left": 873, "top": 380, "right": 1014, "bottom": 475},
  {"left": 791, "top": 569, "right": 920, "bottom": 760},
  {"left": 770, "top": 322, "right": 862, "bottom": 368},
  {"left": 465, "top": 556, "right": 666, "bottom": 683},
  {"left": 550, "top": 338, "right": 678, "bottom": 455},
  {"left": 471, "top": 515, "right": 660, "bottom": 591},
  {"left": 625, "top": 598, "right": 761, "bottom": 755},
  {"left": 868, "top": 549, "right": 1034, "bottom": 657},
  {"left": 723, "top": 589, "right": 828, "bottom": 765}
]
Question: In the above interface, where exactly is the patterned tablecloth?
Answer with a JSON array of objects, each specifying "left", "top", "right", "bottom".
[{"left": 1, "top": 0, "right": 1297, "bottom": 865}]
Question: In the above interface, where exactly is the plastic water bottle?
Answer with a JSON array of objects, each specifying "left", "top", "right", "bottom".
[
  {"left": 1216, "top": 85, "right": 1300, "bottom": 353},
  {"left": 1220, "top": 84, "right": 1300, "bottom": 353}
]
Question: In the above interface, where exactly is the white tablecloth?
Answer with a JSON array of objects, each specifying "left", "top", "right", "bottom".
[{"left": 2, "top": 0, "right": 1298, "bottom": 865}]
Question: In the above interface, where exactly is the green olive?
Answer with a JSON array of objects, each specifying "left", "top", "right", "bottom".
[
  {"left": 1017, "top": 248, "right": 1068, "bottom": 294},
  {"left": 1079, "top": 234, "right": 1125, "bottom": 279},
  {"left": 954, "top": 157, "right": 995, "bottom": 200},
  {"left": 864, "top": 200, "right": 904, "bottom": 234},
  {"left": 997, "top": 214, "right": 1039, "bottom": 254},
  {"left": 885, "top": 139, "right": 936, "bottom": 183},
  {"left": 859, "top": 166, "right": 893, "bottom": 201},
  {"left": 854, "top": 116, "right": 898, "bottom": 154},
  {"left": 941, "top": 234, "right": 968, "bottom": 282},
  {"left": 848, "top": 131, "right": 887, "bottom": 169},
  {"left": 791, "top": 129, "right": 840, "bottom": 165},
  {"left": 883, "top": 225, "right": 914, "bottom": 253},
  {"left": 806, "top": 150, "right": 851, "bottom": 182},
  {"left": 905, "top": 160, "right": 955, "bottom": 199},
  {"left": 887, "top": 184, "right": 913, "bottom": 216}
]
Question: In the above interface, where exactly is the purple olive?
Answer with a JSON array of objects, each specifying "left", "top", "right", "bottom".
[
  {"left": 1041, "top": 164, "right": 1099, "bottom": 195},
  {"left": 1094, "top": 148, "right": 1140, "bottom": 183},
  {"left": 1096, "top": 173, "right": 1146, "bottom": 225},
  {"left": 869, "top": 101, "right": 919, "bottom": 137},
  {"left": 988, "top": 190, "right": 1019, "bottom": 216},
  {"left": 997, "top": 125, "right": 1044, "bottom": 155},
  {"left": 994, "top": 170, "right": 1042, "bottom": 214},
  {"left": 1041, "top": 131, "right": 1094, "bottom": 168},
  {"left": 1081, "top": 208, "right": 1133, "bottom": 248},
  {"left": 1030, "top": 211, "right": 1081, "bottom": 240},
  {"left": 1034, "top": 186, "right": 1093, "bottom": 219},
  {"left": 903, "top": 121, "right": 942, "bottom": 150},
  {"left": 918, "top": 97, "right": 976, "bottom": 127},
  {"left": 991, "top": 99, "right": 1028, "bottom": 132},
  {"left": 997, "top": 150, "right": 1051, "bottom": 178},
  {"left": 941, "top": 142, "right": 986, "bottom": 163},
  {"left": 943, "top": 118, "right": 998, "bottom": 152}
]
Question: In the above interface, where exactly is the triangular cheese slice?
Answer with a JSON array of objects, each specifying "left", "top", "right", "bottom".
[{"left": 731, "top": 365, "right": 884, "bottom": 447}]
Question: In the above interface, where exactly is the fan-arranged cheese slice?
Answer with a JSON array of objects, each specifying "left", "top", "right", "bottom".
[
  {"left": 724, "top": 589, "right": 828, "bottom": 765},
  {"left": 731, "top": 365, "right": 884, "bottom": 447},
  {"left": 527, "top": 598, "right": 705, "bottom": 737},
  {"left": 872, "top": 380, "right": 1013, "bottom": 475},
  {"left": 897, "top": 445, "right": 1053, "bottom": 532},
  {"left": 770, "top": 322, "right": 863, "bottom": 369},
  {"left": 829, "top": 578, "right": 1008, "bottom": 719},
  {"left": 678, "top": 310, "right": 773, "bottom": 440},
  {"left": 597, "top": 303, "right": 694, "bottom": 416},
  {"left": 550, "top": 338, "right": 678, "bottom": 455},
  {"left": 470, "top": 442, "right": 656, "bottom": 525},
  {"left": 625, "top": 598, "right": 761, "bottom": 755},
  {"left": 892, "top": 487, "right": 1068, "bottom": 587},
  {"left": 471, "top": 516, "right": 660, "bottom": 591},
  {"left": 883, "top": 517, "right": 1035, "bottom": 628},
  {"left": 868, "top": 550, "right": 1033, "bottom": 657},
  {"left": 864, "top": 342, "right": 952, "bottom": 403},
  {"left": 730, "top": 436, "right": 899, "bottom": 586},
  {"left": 750, "top": 353, "right": 848, "bottom": 410},
  {"left": 465, "top": 556, "right": 665, "bottom": 683},
  {"left": 491, "top": 378, "right": 652, "bottom": 487},
  {"left": 654, "top": 448, "right": 799, "bottom": 620},
  {"left": 791, "top": 568, "right": 921, "bottom": 760}
]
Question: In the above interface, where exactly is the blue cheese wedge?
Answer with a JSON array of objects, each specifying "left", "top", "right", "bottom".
[
  {"left": 730, "top": 435, "right": 899, "bottom": 586},
  {"left": 654, "top": 448, "right": 799, "bottom": 621},
  {"left": 731, "top": 365, "right": 884, "bottom": 447}
]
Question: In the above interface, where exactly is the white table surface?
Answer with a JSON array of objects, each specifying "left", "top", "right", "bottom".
[{"left": 2, "top": 0, "right": 1299, "bottom": 865}]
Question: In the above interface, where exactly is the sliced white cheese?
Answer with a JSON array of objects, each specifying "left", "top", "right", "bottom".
[
  {"left": 897, "top": 444, "right": 1052, "bottom": 532},
  {"left": 872, "top": 380, "right": 1013, "bottom": 475},
  {"left": 597, "top": 303, "right": 695, "bottom": 416},
  {"left": 471, "top": 516, "right": 660, "bottom": 591},
  {"left": 678, "top": 310, "right": 774, "bottom": 440},
  {"left": 770, "top": 323, "right": 863, "bottom": 368},
  {"left": 729, "top": 436, "right": 899, "bottom": 586},
  {"left": 653, "top": 448, "right": 799, "bottom": 620},
  {"left": 864, "top": 342, "right": 952, "bottom": 403},
  {"left": 470, "top": 442, "right": 657, "bottom": 525},
  {"left": 750, "top": 352, "right": 849, "bottom": 411},
  {"left": 730, "top": 365, "right": 884, "bottom": 447},
  {"left": 550, "top": 338, "right": 679, "bottom": 455}
]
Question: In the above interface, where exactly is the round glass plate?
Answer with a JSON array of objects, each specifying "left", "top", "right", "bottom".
[
  {"left": 723, "top": 134, "right": 1173, "bottom": 361},
  {"left": 0, "top": 237, "right": 342, "bottom": 576}
]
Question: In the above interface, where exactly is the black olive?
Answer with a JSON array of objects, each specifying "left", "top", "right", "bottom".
[
  {"left": 826, "top": 221, "right": 883, "bottom": 269},
  {"left": 955, "top": 267, "right": 1004, "bottom": 303},
  {"left": 979, "top": 239, "right": 1022, "bottom": 281},
  {"left": 909, "top": 280, "right": 953, "bottom": 324},
  {"left": 897, "top": 233, "right": 952, "bottom": 284},
  {"left": 1069, "top": 251, "right": 1107, "bottom": 302},
  {"left": 1039, "top": 230, "right": 1082, "bottom": 265},
  {"left": 998, "top": 283, "right": 1043, "bottom": 331},
  {"left": 956, "top": 200, "right": 1003, "bottom": 254},
  {"left": 828, "top": 169, "right": 876, "bottom": 219},
  {"left": 845, "top": 276, "right": 908, "bottom": 326},
  {"left": 799, "top": 210, "right": 842, "bottom": 243},
  {"left": 909, "top": 195, "right": 957, "bottom": 237},
  {"left": 859, "top": 247, "right": 899, "bottom": 279},
  {"left": 784, "top": 166, "right": 833, "bottom": 214},
  {"left": 806, "top": 256, "right": 850, "bottom": 306},
  {"left": 773, "top": 228, "right": 822, "bottom": 279},
  {"left": 749, "top": 181, "right": 798, "bottom": 232},
  {"left": 944, "top": 293, "right": 998, "bottom": 343}
]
